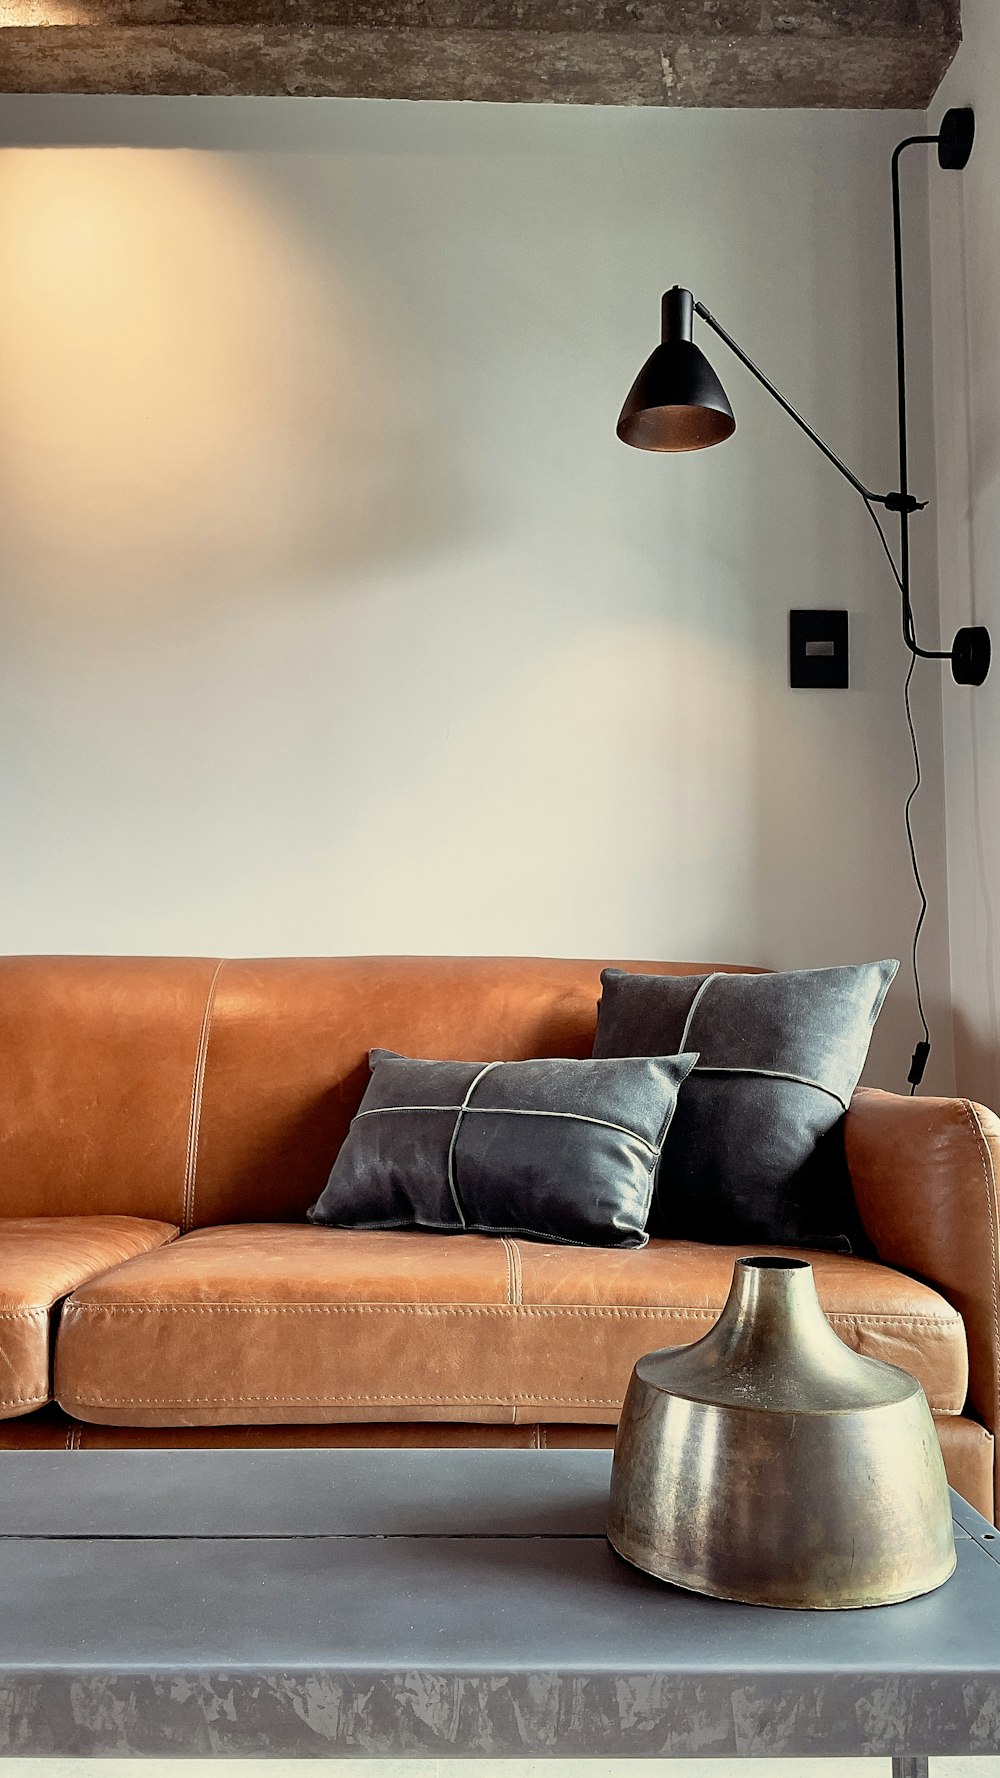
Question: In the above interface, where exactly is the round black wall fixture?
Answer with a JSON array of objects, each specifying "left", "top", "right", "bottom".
[
  {"left": 951, "top": 625, "right": 991, "bottom": 686},
  {"left": 938, "top": 107, "right": 975, "bottom": 171}
]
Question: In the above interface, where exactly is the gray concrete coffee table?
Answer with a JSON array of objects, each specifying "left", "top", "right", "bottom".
[{"left": 2, "top": 1447, "right": 1000, "bottom": 1774}]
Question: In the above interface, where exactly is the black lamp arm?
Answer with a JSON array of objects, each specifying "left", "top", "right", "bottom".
[
  {"left": 678, "top": 111, "right": 987, "bottom": 686},
  {"left": 692, "top": 297, "right": 947, "bottom": 663},
  {"left": 889, "top": 135, "right": 952, "bottom": 662},
  {"left": 692, "top": 300, "right": 924, "bottom": 519}
]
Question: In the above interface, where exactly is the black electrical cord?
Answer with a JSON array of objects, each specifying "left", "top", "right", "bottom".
[
  {"left": 901, "top": 650, "right": 931, "bottom": 1094},
  {"left": 677, "top": 121, "right": 984, "bottom": 1095},
  {"left": 863, "top": 493, "right": 931, "bottom": 1091},
  {"left": 863, "top": 495, "right": 916, "bottom": 649}
]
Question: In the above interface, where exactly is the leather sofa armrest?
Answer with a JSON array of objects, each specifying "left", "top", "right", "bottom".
[{"left": 845, "top": 1089, "right": 1000, "bottom": 1448}]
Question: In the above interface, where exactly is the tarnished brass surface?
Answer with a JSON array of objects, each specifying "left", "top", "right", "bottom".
[{"left": 607, "top": 1255, "right": 956, "bottom": 1609}]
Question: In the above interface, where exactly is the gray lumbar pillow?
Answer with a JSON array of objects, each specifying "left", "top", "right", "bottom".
[
  {"left": 592, "top": 961, "right": 898, "bottom": 1249},
  {"left": 309, "top": 1048, "right": 699, "bottom": 1249}
]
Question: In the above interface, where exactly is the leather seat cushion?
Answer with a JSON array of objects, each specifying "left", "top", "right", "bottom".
[
  {"left": 1, "top": 1217, "right": 178, "bottom": 1420},
  {"left": 55, "top": 1225, "right": 969, "bottom": 1427}
]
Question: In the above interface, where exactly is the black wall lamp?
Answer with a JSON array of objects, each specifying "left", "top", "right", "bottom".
[{"left": 617, "top": 107, "right": 990, "bottom": 689}]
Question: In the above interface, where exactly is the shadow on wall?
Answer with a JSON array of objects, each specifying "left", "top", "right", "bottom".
[
  {"left": 953, "top": 1009, "right": 1000, "bottom": 1115},
  {"left": 0, "top": 147, "right": 448, "bottom": 621}
]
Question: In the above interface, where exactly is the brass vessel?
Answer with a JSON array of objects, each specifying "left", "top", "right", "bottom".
[{"left": 607, "top": 1255, "right": 956, "bottom": 1609}]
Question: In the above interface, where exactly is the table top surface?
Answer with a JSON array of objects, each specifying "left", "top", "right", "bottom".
[{"left": 2, "top": 1446, "right": 1000, "bottom": 1760}]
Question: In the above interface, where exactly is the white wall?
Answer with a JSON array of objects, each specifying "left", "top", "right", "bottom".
[
  {"left": 930, "top": 0, "right": 1000, "bottom": 1107},
  {"left": 0, "top": 98, "right": 951, "bottom": 1090}
]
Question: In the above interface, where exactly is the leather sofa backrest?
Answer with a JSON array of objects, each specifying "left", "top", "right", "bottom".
[
  {"left": 0, "top": 956, "right": 221, "bottom": 1223},
  {"left": 0, "top": 955, "right": 756, "bottom": 1228}
]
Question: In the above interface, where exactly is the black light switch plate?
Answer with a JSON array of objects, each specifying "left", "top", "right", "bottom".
[{"left": 789, "top": 609, "right": 849, "bottom": 688}]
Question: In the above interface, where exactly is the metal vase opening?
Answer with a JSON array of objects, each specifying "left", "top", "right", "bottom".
[{"left": 607, "top": 1255, "right": 956, "bottom": 1609}]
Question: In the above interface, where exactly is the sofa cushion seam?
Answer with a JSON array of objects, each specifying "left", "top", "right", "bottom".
[
  {"left": 1, "top": 1236, "right": 181, "bottom": 1319},
  {"left": 499, "top": 1237, "right": 514, "bottom": 1306},
  {"left": 59, "top": 1302, "right": 962, "bottom": 1326},
  {"left": 183, "top": 959, "right": 226, "bottom": 1235},
  {"left": 58, "top": 1385, "right": 961, "bottom": 1409},
  {"left": 61, "top": 1392, "right": 626, "bottom": 1407},
  {"left": 509, "top": 1239, "right": 523, "bottom": 1304}
]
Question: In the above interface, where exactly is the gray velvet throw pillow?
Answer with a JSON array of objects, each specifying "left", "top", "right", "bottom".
[
  {"left": 592, "top": 962, "right": 898, "bottom": 1250},
  {"left": 308, "top": 1048, "right": 699, "bottom": 1249}
]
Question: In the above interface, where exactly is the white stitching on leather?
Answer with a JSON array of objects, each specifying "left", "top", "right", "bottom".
[
  {"left": 509, "top": 1239, "right": 523, "bottom": 1305},
  {"left": 60, "top": 1302, "right": 961, "bottom": 1324},
  {"left": 64, "top": 1391, "right": 627, "bottom": 1407},
  {"left": 500, "top": 1238, "right": 514, "bottom": 1306},
  {"left": 183, "top": 959, "right": 226, "bottom": 1234}
]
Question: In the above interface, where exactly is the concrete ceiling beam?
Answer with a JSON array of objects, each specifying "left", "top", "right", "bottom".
[{"left": 0, "top": 0, "right": 962, "bottom": 103}]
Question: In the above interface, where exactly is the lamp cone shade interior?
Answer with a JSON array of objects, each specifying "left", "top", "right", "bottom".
[
  {"left": 617, "top": 285, "right": 736, "bottom": 452},
  {"left": 617, "top": 341, "right": 736, "bottom": 451}
]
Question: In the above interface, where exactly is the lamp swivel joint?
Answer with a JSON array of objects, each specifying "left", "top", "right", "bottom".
[{"left": 882, "top": 491, "right": 928, "bottom": 516}]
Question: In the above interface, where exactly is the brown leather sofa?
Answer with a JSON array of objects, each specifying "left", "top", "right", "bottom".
[{"left": 3, "top": 954, "right": 999, "bottom": 1523}]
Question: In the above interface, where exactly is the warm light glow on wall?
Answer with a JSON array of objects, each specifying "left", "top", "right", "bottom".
[
  {"left": 0, "top": 149, "right": 406, "bottom": 615},
  {"left": 0, "top": 2, "right": 91, "bottom": 20}
]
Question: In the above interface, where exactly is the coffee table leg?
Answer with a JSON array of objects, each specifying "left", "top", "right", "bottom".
[{"left": 891, "top": 1760, "right": 929, "bottom": 1778}]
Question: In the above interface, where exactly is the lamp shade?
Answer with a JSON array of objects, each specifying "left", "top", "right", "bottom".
[{"left": 617, "top": 286, "right": 736, "bottom": 453}]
